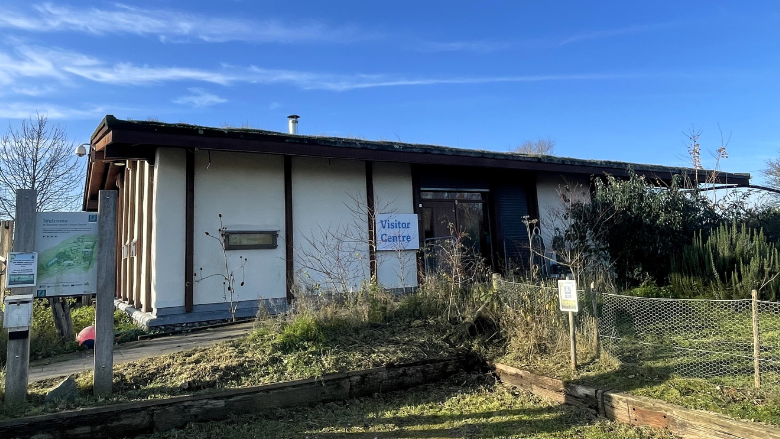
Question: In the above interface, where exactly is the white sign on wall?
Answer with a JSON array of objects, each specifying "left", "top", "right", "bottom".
[
  {"left": 34, "top": 212, "right": 99, "bottom": 297},
  {"left": 376, "top": 213, "right": 419, "bottom": 251},
  {"left": 6, "top": 252, "right": 38, "bottom": 288}
]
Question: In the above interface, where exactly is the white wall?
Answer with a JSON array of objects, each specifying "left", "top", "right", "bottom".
[
  {"left": 292, "top": 157, "right": 370, "bottom": 292},
  {"left": 535, "top": 172, "right": 591, "bottom": 250},
  {"left": 192, "top": 151, "right": 286, "bottom": 305},
  {"left": 150, "top": 148, "right": 187, "bottom": 310},
  {"left": 373, "top": 162, "right": 417, "bottom": 289}
]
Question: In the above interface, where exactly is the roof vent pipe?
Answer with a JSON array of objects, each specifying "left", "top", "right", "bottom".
[{"left": 287, "top": 115, "right": 299, "bottom": 135}]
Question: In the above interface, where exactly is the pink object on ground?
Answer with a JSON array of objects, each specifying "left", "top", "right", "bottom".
[{"left": 76, "top": 325, "right": 95, "bottom": 348}]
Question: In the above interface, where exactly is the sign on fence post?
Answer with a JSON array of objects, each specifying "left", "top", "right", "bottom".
[{"left": 559, "top": 279, "right": 578, "bottom": 371}]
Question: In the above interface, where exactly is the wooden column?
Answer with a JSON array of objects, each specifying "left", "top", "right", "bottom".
[
  {"left": 94, "top": 190, "right": 117, "bottom": 396},
  {"left": 284, "top": 156, "right": 294, "bottom": 303},
  {"left": 125, "top": 162, "right": 136, "bottom": 305},
  {"left": 366, "top": 161, "right": 377, "bottom": 280},
  {"left": 411, "top": 165, "right": 423, "bottom": 284},
  {"left": 115, "top": 171, "right": 124, "bottom": 299},
  {"left": 120, "top": 166, "right": 129, "bottom": 301},
  {"left": 184, "top": 150, "right": 194, "bottom": 313},
  {"left": 143, "top": 162, "right": 154, "bottom": 312},
  {"left": 133, "top": 161, "right": 145, "bottom": 307}
]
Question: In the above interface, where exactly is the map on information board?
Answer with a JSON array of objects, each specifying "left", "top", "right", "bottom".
[{"left": 35, "top": 212, "right": 99, "bottom": 297}]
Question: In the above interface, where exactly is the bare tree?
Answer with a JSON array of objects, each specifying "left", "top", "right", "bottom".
[
  {"left": 0, "top": 114, "right": 85, "bottom": 219},
  {"left": 514, "top": 137, "right": 555, "bottom": 156},
  {"left": 765, "top": 153, "right": 780, "bottom": 190}
]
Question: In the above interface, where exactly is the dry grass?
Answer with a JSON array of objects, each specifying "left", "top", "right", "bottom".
[{"left": 137, "top": 372, "right": 678, "bottom": 439}]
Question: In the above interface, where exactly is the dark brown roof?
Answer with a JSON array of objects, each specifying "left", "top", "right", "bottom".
[{"left": 83, "top": 115, "right": 751, "bottom": 210}]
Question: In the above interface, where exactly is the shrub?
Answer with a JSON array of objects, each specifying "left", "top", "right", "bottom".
[
  {"left": 276, "top": 314, "right": 324, "bottom": 352},
  {"left": 564, "top": 170, "right": 719, "bottom": 287},
  {"left": 671, "top": 221, "right": 780, "bottom": 300}
]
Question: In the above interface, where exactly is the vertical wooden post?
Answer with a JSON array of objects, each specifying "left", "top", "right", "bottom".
[
  {"left": 0, "top": 220, "right": 14, "bottom": 300},
  {"left": 591, "top": 281, "right": 600, "bottom": 359},
  {"left": 4, "top": 189, "right": 36, "bottom": 406},
  {"left": 94, "top": 190, "right": 117, "bottom": 396},
  {"left": 569, "top": 311, "right": 577, "bottom": 372},
  {"left": 284, "top": 155, "right": 294, "bottom": 304},
  {"left": 752, "top": 289, "right": 761, "bottom": 390},
  {"left": 365, "top": 161, "right": 376, "bottom": 281},
  {"left": 184, "top": 151, "right": 194, "bottom": 313}
]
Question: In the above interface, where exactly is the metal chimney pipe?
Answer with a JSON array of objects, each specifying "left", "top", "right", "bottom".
[{"left": 287, "top": 115, "right": 299, "bottom": 135}]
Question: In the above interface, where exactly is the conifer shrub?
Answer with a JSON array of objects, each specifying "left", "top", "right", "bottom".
[{"left": 671, "top": 222, "right": 780, "bottom": 300}]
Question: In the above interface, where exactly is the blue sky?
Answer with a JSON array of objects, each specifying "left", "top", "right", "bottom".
[{"left": 0, "top": 1, "right": 778, "bottom": 183}]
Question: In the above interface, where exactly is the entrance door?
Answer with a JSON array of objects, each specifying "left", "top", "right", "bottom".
[{"left": 420, "top": 191, "right": 492, "bottom": 274}]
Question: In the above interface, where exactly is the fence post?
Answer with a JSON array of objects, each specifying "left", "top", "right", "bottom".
[
  {"left": 591, "top": 282, "right": 600, "bottom": 360},
  {"left": 752, "top": 289, "right": 761, "bottom": 390}
]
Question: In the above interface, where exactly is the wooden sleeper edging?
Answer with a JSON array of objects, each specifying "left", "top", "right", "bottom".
[
  {"left": 493, "top": 363, "right": 780, "bottom": 439},
  {"left": 0, "top": 357, "right": 466, "bottom": 439}
]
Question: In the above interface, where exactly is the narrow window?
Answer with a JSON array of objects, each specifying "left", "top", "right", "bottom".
[{"left": 223, "top": 231, "right": 279, "bottom": 250}]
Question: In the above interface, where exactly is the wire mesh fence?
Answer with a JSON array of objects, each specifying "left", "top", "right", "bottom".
[{"left": 599, "top": 293, "right": 780, "bottom": 389}]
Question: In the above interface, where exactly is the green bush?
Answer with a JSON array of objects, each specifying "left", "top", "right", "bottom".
[
  {"left": 564, "top": 170, "right": 719, "bottom": 287},
  {"left": 624, "top": 282, "right": 675, "bottom": 298},
  {"left": 276, "top": 314, "right": 324, "bottom": 352},
  {"left": 671, "top": 221, "right": 780, "bottom": 300}
]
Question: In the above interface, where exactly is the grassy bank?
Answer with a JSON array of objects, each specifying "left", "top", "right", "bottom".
[
  {"left": 2, "top": 279, "right": 779, "bottom": 429},
  {"left": 0, "top": 312, "right": 458, "bottom": 419},
  {"left": 138, "top": 372, "right": 677, "bottom": 439}
]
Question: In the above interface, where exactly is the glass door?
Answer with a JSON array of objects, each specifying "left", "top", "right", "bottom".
[{"left": 420, "top": 191, "right": 492, "bottom": 274}]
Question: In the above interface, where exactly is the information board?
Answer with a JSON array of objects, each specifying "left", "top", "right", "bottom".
[
  {"left": 558, "top": 279, "right": 579, "bottom": 312},
  {"left": 34, "top": 212, "right": 99, "bottom": 297},
  {"left": 6, "top": 252, "right": 38, "bottom": 288},
  {"left": 376, "top": 213, "right": 419, "bottom": 251}
]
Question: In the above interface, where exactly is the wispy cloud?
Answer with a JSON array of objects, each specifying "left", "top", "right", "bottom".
[
  {"left": 173, "top": 88, "right": 227, "bottom": 107},
  {"left": 0, "top": 3, "right": 368, "bottom": 44},
  {"left": 0, "top": 101, "right": 106, "bottom": 119},
  {"left": 415, "top": 40, "right": 513, "bottom": 53},
  {"left": 269, "top": 102, "right": 281, "bottom": 110},
  {"left": 0, "top": 45, "right": 635, "bottom": 93},
  {"left": 559, "top": 23, "right": 672, "bottom": 46}
]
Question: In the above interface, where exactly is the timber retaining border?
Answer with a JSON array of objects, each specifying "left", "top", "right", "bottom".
[
  {"left": 4, "top": 358, "right": 779, "bottom": 438},
  {"left": 493, "top": 363, "right": 780, "bottom": 439},
  {"left": 0, "top": 357, "right": 468, "bottom": 439}
]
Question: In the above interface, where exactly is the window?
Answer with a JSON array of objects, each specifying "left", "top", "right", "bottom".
[{"left": 223, "top": 231, "right": 278, "bottom": 250}]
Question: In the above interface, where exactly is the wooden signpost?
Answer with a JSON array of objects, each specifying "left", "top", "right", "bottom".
[
  {"left": 3, "top": 189, "right": 118, "bottom": 404},
  {"left": 558, "top": 278, "right": 578, "bottom": 372},
  {"left": 4, "top": 189, "right": 36, "bottom": 405}
]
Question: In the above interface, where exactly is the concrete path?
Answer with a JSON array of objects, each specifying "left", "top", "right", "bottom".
[{"left": 28, "top": 322, "right": 255, "bottom": 383}]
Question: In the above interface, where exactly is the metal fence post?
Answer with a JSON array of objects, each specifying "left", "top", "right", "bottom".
[
  {"left": 94, "top": 190, "right": 117, "bottom": 396},
  {"left": 752, "top": 289, "right": 761, "bottom": 390}
]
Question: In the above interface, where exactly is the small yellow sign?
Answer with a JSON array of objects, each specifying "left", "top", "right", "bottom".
[{"left": 558, "top": 279, "right": 578, "bottom": 312}]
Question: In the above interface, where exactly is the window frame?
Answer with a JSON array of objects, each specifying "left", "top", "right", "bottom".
[{"left": 222, "top": 230, "right": 279, "bottom": 250}]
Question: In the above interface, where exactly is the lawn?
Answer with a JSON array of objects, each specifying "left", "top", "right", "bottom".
[{"left": 137, "top": 372, "right": 678, "bottom": 439}]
